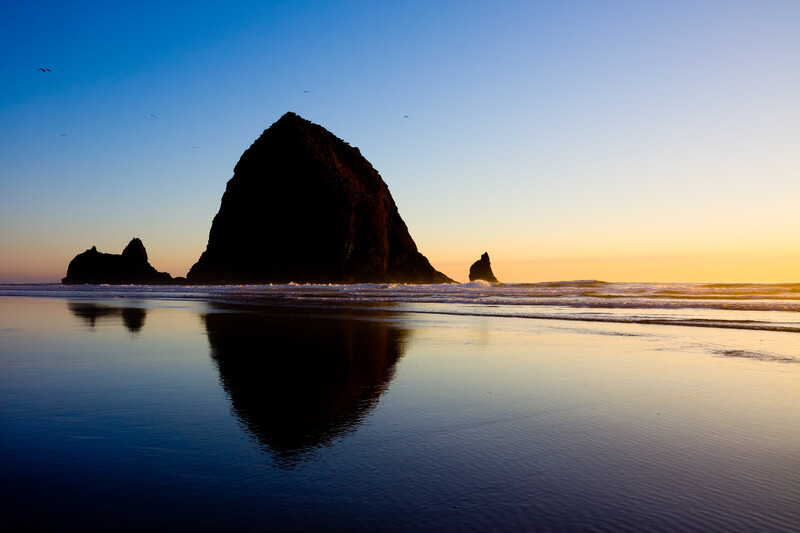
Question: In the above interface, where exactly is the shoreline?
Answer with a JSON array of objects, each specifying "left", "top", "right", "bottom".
[{"left": 2, "top": 282, "right": 798, "bottom": 335}]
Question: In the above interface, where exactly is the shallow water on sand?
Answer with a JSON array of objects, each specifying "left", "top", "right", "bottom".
[{"left": 1, "top": 296, "right": 798, "bottom": 531}]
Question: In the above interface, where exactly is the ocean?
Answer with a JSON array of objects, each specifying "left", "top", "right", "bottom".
[
  {"left": 4, "top": 280, "right": 799, "bottom": 332},
  {"left": 1, "top": 282, "right": 798, "bottom": 531}
]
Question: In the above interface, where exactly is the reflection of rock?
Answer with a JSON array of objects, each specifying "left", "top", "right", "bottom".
[
  {"left": 187, "top": 112, "right": 454, "bottom": 284},
  {"left": 62, "top": 238, "right": 173, "bottom": 285},
  {"left": 68, "top": 301, "right": 147, "bottom": 333},
  {"left": 469, "top": 252, "right": 498, "bottom": 282},
  {"left": 203, "top": 307, "right": 408, "bottom": 468}
]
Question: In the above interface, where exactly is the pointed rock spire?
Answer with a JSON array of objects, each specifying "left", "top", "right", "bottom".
[{"left": 469, "top": 252, "right": 498, "bottom": 282}]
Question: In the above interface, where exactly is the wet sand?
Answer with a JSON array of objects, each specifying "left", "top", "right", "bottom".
[{"left": 0, "top": 296, "right": 798, "bottom": 531}]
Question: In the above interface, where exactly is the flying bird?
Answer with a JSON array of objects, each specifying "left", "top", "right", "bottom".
[
  {"left": 303, "top": 90, "right": 310, "bottom": 93},
  {"left": 403, "top": 115, "right": 409, "bottom": 119},
  {"left": 150, "top": 114, "right": 158, "bottom": 119},
  {"left": 193, "top": 146, "right": 199, "bottom": 149},
  {"left": 59, "top": 133, "right": 66, "bottom": 136},
  {"left": 37, "top": 68, "right": 51, "bottom": 72}
]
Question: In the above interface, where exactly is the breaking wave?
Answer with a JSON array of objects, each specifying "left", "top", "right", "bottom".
[{"left": 2, "top": 281, "right": 799, "bottom": 333}]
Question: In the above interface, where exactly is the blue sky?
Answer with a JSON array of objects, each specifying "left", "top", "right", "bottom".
[{"left": 1, "top": 1, "right": 798, "bottom": 282}]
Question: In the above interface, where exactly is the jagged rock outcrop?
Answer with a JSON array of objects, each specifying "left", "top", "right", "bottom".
[
  {"left": 468, "top": 252, "right": 498, "bottom": 282},
  {"left": 187, "top": 112, "right": 454, "bottom": 284},
  {"left": 62, "top": 238, "right": 173, "bottom": 285}
]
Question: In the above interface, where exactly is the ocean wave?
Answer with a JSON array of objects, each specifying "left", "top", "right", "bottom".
[{"left": 2, "top": 281, "right": 798, "bottom": 333}]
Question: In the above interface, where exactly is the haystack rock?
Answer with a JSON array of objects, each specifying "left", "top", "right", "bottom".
[
  {"left": 62, "top": 238, "right": 173, "bottom": 285},
  {"left": 468, "top": 252, "right": 498, "bottom": 282},
  {"left": 187, "top": 112, "right": 454, "bottom": 284}
]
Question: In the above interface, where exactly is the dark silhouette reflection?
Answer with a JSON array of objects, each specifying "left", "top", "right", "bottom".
[
  {"left": 203, "top": 307, "right": 408, "bottom": 468},
  {"left": 68, "top": 301, "right": 147, "bottom": 333}
]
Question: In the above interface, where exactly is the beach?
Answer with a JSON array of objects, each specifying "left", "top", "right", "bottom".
[{"left": 0, "top": 288, "right": 798, "bottom": 531}]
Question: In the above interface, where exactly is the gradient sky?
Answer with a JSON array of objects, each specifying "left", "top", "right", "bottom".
[{"left": 1, "top": 0, "right": 798, "bottom": 283}]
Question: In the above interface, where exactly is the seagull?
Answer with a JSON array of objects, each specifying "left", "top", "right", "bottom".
[
  {"left": 37, "top": 68, "right": 51, "bottom": 72},
  {"left": 303, "top": 90, "right": 310, "bottom": 94},
  {"left": 59, "top": 133, "right": 66, "bottom": 136},
  {"left": 193, "top": 146, "right": 199, "bottom": 149},
  {"left": 403, "top": 115, "right": 409, "bottom": 119},
  {"left": 150, "top": 114, "right": 158, "bottom": 119}
]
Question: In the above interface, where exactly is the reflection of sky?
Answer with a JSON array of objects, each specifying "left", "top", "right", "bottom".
[
  {"left": 1, "top": 2, "right": 799, "bottom": 282},
  {"left": 0, "top": 296, "right": 798, "bottom": 530},
  {"left": 392, "top": 312, "right": 800, "bottom": 464}
]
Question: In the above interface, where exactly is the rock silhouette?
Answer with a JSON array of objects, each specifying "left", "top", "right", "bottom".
[
  {"left": 62, "top": 238, "right": 173, "bottom": 285},
  {"left": 187, "top": 112, "right": 454, "bottom": 284},
  {"left": 468, "top": 252, "right": 498, "bottom": 282}
]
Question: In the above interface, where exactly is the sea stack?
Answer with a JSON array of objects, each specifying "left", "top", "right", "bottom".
[
  {"left": 468, "top": 252, "right": 498, "bottom": 282},
  {"left": 62, "top": 238, "right": 173, "bottom": 285},
  {"left": 187, "top": 112, "right": 454, "bottom": 284}
]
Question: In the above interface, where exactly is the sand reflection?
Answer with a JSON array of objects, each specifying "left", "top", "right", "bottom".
[
  {"left": 68, "top": 301, "right": 147, "bottom": 333},
  {"left": 203, "top": 307, "right": 408, "bottom": 468}
]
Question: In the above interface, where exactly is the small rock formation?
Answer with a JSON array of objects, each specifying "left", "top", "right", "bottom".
[
  {"left": 468, "top": 252, "right": 498, "bottom": 282},
  {"left": 62, "top": 238, "right": 173, "bottom": 285},
  {"left": 187, "top": 112, "right": 454, "bottom": 284}
]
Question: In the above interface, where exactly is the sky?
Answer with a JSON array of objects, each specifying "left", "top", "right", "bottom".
[{"left": 1, "top": 0, "right": 798, "bottom": 283}]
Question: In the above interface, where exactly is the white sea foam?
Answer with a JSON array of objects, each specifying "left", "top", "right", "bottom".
[{"left": 2, "top": 281, "right": 798, "bottom": 332}]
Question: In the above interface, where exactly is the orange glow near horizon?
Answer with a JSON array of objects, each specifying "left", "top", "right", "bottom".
[
  {"left": 436, "top": 251, "right": 800, "bottom": 284},
  {"left": 1, "top": 240, "right": 797, "bottom": 285}
]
